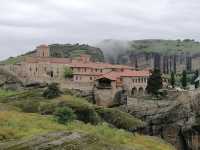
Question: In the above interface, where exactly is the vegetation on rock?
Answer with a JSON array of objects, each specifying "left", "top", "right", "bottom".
[
  {"left": 0, "top": 111, "right": 175, "bottom": 150},
  {"left": 43, "top": 83, "right": 62, "bottom": 99},
  {"left": 54, "top": 106, "right": 76, "bottom": 124}
]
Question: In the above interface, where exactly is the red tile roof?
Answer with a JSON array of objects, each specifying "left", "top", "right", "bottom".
[
  {"left": 96, "top": 70, "right": 150, "bottom": 81},
  {"left": 96, "top": 71, "right": 121, "bottom": 81},
  {"left": 120, "top": 69, "right": 150, "bottom": 77},
  {"left": 25, "top": 57, "right": 132, "bottom": 70},
  {"left": 68, "top": 62, "right": 132, "bottom": 69}
]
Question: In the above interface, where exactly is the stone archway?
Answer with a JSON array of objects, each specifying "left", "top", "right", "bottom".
[
  {"left": 131, "top": 87, "right": 137, "bottom": 97},
  {"left": 138, "top": 87, "right": 144, "bottom": 96}
]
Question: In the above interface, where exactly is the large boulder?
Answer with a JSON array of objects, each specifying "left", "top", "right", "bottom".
[{"left": 0, "top": 68, "right": 23, "bottom": 90}]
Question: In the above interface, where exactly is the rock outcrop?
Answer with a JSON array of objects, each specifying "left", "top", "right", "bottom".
[
  {"left": 120, "top": 90, "right": 200, "bottom": 150},
  {"left": 0, "top": 68, "right": 23, "bottom": 90},
  {"left": 0, "top": 132, "right": 132, "bottom": 150}
]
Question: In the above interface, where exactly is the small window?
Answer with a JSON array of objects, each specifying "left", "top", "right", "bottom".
[
  {"left": 100, "top": 69, "right": 103, "bottom": 73},
  {"left": 95, "top": 69, "right": 98, "bottom": 72},
  {"left": 90, "top": 77, "right": 93, "bottom": 80},
  {"left": 50, "top": 71, "right": 54, "bottom": 78},
  {"left": 76, "top": 76, "right": 78, "bottom": 80}
]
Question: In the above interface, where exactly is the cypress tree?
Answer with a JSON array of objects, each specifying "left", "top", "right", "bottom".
[
  {"left": 194, "top": 70, "right": 199, "bottom": 89},
  {"left": 146, "top": 69, "right": 163, "bottom": 96},
  {"left": 181, "top": 70, "right": 187, "bottom": 89},
  {"left": 170, "top": 72, "right": 175, "bottom": 88}
]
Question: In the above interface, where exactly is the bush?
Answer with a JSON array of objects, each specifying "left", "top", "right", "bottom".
[
  {"left": 43, "top": 83, "right": 62, "bottom": 99},
  {"left": 57, "top": 100, "right": 101, "bottom": 125},
  {"left": 39, "top": 103, "right": 56, "bottom": 115},
  {"left": 54, "top": 107, "right": 76, "bottom": 124},
  {"left": 64, "top": 67, "right": 73, "bottom": 78},
  {"left": 96, "top": 107, "right": 145, "bottom": 132},
  {"left": 14, "top": 100, "right": 40, "bottom": 113}
]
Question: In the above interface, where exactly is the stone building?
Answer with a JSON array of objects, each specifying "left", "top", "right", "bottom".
[{"left": 1, "top": 44, "right": 151, "bottom": 106}]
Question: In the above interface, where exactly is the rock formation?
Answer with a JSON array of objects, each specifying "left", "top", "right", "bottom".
[{"left": 120, "top": 90, "right": 200, "bottom": 150}]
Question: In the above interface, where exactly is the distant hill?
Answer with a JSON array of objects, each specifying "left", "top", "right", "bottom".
[
  {"left": 1, "top": 44, "right": 104, "bottom": 64},
  {"left": 97, "top": 39, "right": 200, "bottom": 58},
  {"left": 96, "top": 39, "right": 200, "bottom": 73}
]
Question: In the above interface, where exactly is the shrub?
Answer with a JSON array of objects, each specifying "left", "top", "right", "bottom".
[
  {"left": 64, "top": 67, "right": 73, "bottom": 78},
  {"left": 43, "top": 83, "right": 62, "bottom": 99},
  {"left": 39, "top": 102, "right": 56, "bottom": 115},
  {"left": 96, "top": 107, "right": 145, "bottom": 132},
  {"left": 57, "top": 100, "right": 101, "bottom": 125},
  {"left": 54, "top": 107, "right": 76, "bottom": 124},
  {"left": 14, "top": 100, "right": 40, "bottom": 113}
]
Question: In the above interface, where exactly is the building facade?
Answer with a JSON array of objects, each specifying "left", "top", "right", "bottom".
[{"left": 1, "top": 45, "right": 150, "bottom": 100}]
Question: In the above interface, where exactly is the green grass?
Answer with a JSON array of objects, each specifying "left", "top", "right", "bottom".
[
  {"left": 96, "top": 107, "right": 145, "bottom": 131},
  {"left": 0, "top": 89, "right": 145, "bottom": 130},
  {"left": 0, "top": 89, "right": 19, "bottom": 98},
  {"left": 0, "top": 111, "right": 175, "bottom": 150}
]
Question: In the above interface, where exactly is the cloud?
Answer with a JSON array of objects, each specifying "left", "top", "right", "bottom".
[{"left": 0, "top": 0, "right": 200, "bottom": 60}]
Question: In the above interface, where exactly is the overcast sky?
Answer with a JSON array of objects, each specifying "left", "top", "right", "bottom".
[{"left": 0, "top": 0, "right": 200, "bottom": 60}]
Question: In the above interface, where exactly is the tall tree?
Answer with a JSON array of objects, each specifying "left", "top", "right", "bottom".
[
  {"left": 181, "top": 70, "right": 187, "bottom": 89},
  {"left": 170, "top": 72, "right": 175, "bottom": 88},
  {"left": 194, "top": 70, "right": 199, "bottom": 89},
  {"left": 146, "top": 69, "right": 163, "bottom": 96}
]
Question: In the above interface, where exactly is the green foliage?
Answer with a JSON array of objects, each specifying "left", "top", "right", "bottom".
[
  {"left": 170, "top": 72, "right": 175, "bottom": 88},
  {"left": 14, "top": 100, "right": 40, "bottom": 113},
  {"left": 129, "top": 39, "right": 200, "bottom": 54},
  {"left": 57, "top": 98, "right": 101, "bottom": 125},
  {"left": 0, "top": 111, "right": 175, "bottom": 150},
  {"left": 181, "top": 70, "right": 187, "bottom": 89},
  {"left": 54, "top": 107, "right": 76, "bottom": 124},
  {"left": 96, "top": 107, "right": 145, "bottom": 132},
  {"left": 43, "top": 83, "right": 62, "bottom": 99},
  {"left": 63, "top": 67, "right": 73, "bottom": 78},
  {"left": 39, "top": 102, "right": 56, "bottom": 115},
  {"left": 194, "top": 70, "right": 199, "bottom": 89},
  {"left": 49, "top": 44, "right": 104, "bottom": 62},
  {"left": 146, "top": 69, "right": 163, "bottom": 96}
]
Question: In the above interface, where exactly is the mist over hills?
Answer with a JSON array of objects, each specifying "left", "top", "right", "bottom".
[{"left": 96, "top": 39, "right": 200, "bottom": 63}]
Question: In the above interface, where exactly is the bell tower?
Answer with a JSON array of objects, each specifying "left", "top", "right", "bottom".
[{"left": 36, "top": 44, "right": 50, "bottom": 57}]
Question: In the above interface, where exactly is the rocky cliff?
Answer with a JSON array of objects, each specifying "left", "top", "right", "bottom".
[
  {"left": 120, "top": 90, "right": 200, "bottom": 150},
  {"left": 97, "top": 39, "right": 200, "bottom": 73},
  {"left": 0, "top": 68, "right": 23, "bottom": 90}
]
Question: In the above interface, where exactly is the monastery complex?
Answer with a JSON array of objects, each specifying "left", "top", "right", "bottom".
[{"left": 1, "top": 45, "right": 150, "bottom": 105}]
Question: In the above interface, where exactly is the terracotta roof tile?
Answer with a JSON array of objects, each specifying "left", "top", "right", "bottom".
[{"left": 96, "top": 70, "right": 150, "bottom": 81}]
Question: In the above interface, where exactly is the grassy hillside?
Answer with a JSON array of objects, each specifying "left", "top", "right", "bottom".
[
  {"left": 0, "top": 111, "right": 175, "bottom": 150},
  {"left": 0, "top": 89, "right": 175, "bottom": 150},
  {"left": 49, "top": 44, "right": 104, "bottom": 62},
  {"left": 1, "top": 44, "right": 104, "bottom": 65}
]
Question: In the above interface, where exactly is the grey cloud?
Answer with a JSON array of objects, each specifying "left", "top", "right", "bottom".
[{"left": 0, "top": 0, "right": 200, "bottom": 60}]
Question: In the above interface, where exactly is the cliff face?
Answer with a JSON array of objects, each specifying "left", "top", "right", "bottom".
[
  {"left": 120, "top": 90, "right": 200, "bottom": 150},
  {"left": 97, "top": 39, "right": 200, "bottom": 73}
]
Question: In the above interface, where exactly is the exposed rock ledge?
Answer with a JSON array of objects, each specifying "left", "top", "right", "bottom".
[
  {"left": 0, "top": 132, "right": 131, "bottom": 150},
  {"left": 120, "top": 91, "right": 200, "bottom": 150}
]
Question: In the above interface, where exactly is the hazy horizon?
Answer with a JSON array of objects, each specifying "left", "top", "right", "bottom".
[{"left": 1, "top": 0, "right": 200, "bottom": 60}]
